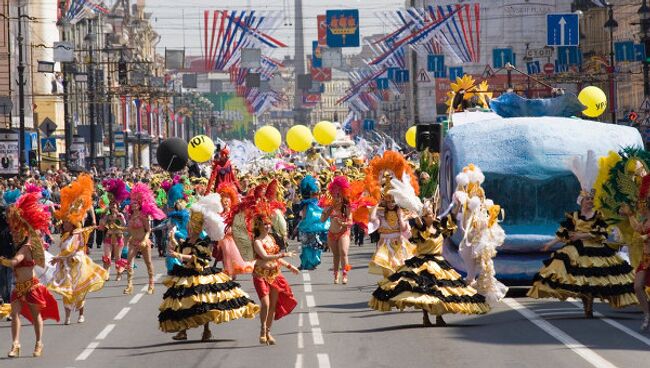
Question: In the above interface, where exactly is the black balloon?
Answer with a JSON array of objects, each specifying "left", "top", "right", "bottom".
[{"left": 157, "top": 138, "right": 189, "bottom": 172}]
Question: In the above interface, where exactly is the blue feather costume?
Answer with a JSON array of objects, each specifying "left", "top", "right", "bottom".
[{"left": 298, "top": 176, "right": 329, "bottom": 270}]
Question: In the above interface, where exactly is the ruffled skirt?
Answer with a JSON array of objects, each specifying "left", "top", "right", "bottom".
[
  {"left": 253, "top": 266, "right": 297, "bottom": 320},
  {"left": 528, "top": 241, "right": 638, "bottom": 308},
  {"left": 158, "top": 265, "right": 260, "bottom": 333},
  {"left": 11, "top": 279, "right": 60, "bottom": 323},
  {"left": 299, "top": 232, "right": 326, "bottom": 270},
  {"left": 370, "top": 254, "right": 490, "bottom": 315},
  {"left": 369, "top": 235, "right": 417, "bottom": 276},
  {"left": 215, "top": 235, "right": 254, "bottom": 276},
  {"left": 48, "top": 252, "right": 108, "bottom": 309}
]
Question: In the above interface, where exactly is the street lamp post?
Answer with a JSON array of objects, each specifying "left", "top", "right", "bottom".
[
  {"left": 17, "top": 7, "right": 28, "bottom": 176},
  {"left": 604, "top": 4, "right": 618, "bottom": 124},
  {"left": 640, "top": 0, "right": 650, "bottom": 97},
  {"left": 86, "top": 19, "right": 97, "bottom": 167}
]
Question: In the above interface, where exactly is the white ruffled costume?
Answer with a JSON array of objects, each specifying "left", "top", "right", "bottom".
[{"left": 453, "top": 165, "right": 508, "bottom": 306}]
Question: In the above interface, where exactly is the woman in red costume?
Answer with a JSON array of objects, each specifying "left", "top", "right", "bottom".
[
  {"left": 246, "top": 181, "right": 299, "bottom": 345},
  {"left": 124, "top": 183, "right": 166, "bottom": 295},
  {"left": 1, "top": 192, "right": 60, "bottom": 358},
  {"left": 321, "top": 176, "right": 353, "bottom": 284}
]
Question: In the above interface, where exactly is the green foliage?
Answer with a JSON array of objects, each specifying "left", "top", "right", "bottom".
[{"left": 419, "top": 150, "right": 439, "bottom": 199}]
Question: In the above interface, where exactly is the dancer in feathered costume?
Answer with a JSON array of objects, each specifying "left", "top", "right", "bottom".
[
  {"left": 98, "top": 178, "right": 128, "bottom": 281},
  {"left": 212, "top": 183, "right": 254, "bottom": 276},
  {"left": 366, "top": 151, "right": 419, "bottom": 278},
  {"left": 158, "top": 193, "right": 259, "bottom": 341},
  {"left": 296, "top": 175, "right": 329, "bottom": 270},
  {"left": 321, "top": 176, "right": 353, "bottom": 283},
  {"left": 207, "top": 145, "right": 240, "bottom": 193},
  {"left": 369, "top": 200, "right": 490, "bottom": 326},
  {"left": 124, "top": 183, "right": 166, "bottom": 295},
  {"left": 243, "top": 181, "right": 298, "bottom": 345},
  {"left": 164, "top": 183, "right": 190, "bottom": 272},
  {"left": 1, "top": 192, "right": 59, "bottom": 357},
  {"left": 49, "top": 174, "right": 107, "bottom": 325},
  {"left": 528, "top": 151, "right": 637, "bottom": 317}
]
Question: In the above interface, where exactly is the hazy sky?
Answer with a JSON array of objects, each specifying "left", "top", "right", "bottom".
[{"left": 148, "top": 0, "right": 405, "bottom": 58}]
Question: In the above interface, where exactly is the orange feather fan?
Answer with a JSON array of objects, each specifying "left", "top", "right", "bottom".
[{"left": 55, "top": 174, "right": 94, "bottom": 225}]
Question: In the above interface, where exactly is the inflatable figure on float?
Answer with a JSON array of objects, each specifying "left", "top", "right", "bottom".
[{"left": 436, "top": 75, "right": 643, "bottom": 284}]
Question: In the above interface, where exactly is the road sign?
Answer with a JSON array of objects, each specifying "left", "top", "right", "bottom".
[
  {"left": 641, "top": 97, "right": 650, "bottom": 112},
  {"left": 40, "top": 137, "right": 56, "bottom": 153},
  {"left": 363, "top": 119, "right": 375, "bottom": 131},
  {"left": 635, "top": 43, "right": 647, "bottom": 62},
  {"left": 543, "top": 62, "right": 555, "bottom": 75},
  {"left": 326, "top": 9, "right": 360, "bottom": 48},
  {"left": 526, "top": 61, "right": 541, "bottom": 75},
  {"left": 449, "top": 67, "right": 464, "bottom": 81},
  {"left": 53, "top": 41, "right": 74, "bottom": 62},
  {"left": 525, "top": 47, "right": 553, "bottom": 59},
  {"left": 427, "top": 55, "right": 444, "bottom": 72},
  {"left": 556, "top": 46, "right": 581, "bottom": 66},
  {"left": 492, "top": 48, "right": 514, "bottom": 68},
  {"left": 39, "top": 117, "right": 57, "bottom": 137},
  {"left": 395, "top": 69, "right": 410, "bottom": 83},
  {"left": 417, "top": 68, "right": 431, "bottom": 83},
  {"left": 614, "top": 41, "right": 635, "bottom": 62},
  {"left": 547, "top": 13, "right": 579, "bottom": 46},
  {"left": 375, "top": 78, "right": 389, "bottom": 90}
]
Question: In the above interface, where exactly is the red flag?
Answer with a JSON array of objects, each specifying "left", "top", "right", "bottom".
[{"left": 317, "top": 15, "right": 327, "bottom": 45}]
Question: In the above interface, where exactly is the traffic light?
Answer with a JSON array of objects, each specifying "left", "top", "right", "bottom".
[
  {"left": 118, "top": 58, "right": 128, "bottom": 85},
  {"left": 28, "top": 150, "right": 37, "bottom": 167}
]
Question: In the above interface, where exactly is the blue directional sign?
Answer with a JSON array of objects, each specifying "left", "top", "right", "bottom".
[
  {"left": 375, "top": 78, "right": 389, "bottom": 90},
  {"left": 449, "top": 66, "right": 464, "bottom": 81},
  {"left": 526, "top": 61, "right": 541, "bottom": 75},
  {"left": 363, "top": 119, "right": 375, "bottom": 131},
  {"left": 40, "top": 137, "right": 56, "bottom": 153},
  {"left": 492, "top": 48, "right": 514, "bottom": 68},
  {"left": 547, "top": 13, "right": 579, "bottom": 46},
  {"left": 395, "top": 69, "right": 410, "bottom": 83},
  {"left": 433, "top": 69, "right": 446, "bottom": 78},
  {"left": 326, "top": 9, "right": 360, "bottom": 48},
  {"left": 635, "top": 43, "right": 647, "bottom": 62},
  {"left": 387, "top": 67, "right": 399, "bottom": 82},
  {"left": 556, "top": 46, "right": 582, "bottom": 66},
  {"left": 614, "top": 41, "right": 635, "bottom": 62},
  {"left": 427, "top": 55, "right": 445, "bottom": 72}
]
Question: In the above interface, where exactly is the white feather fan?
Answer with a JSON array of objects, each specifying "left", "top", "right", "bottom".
[
  {"left": 569, "top": 150, "right": 598, "bottom": 203},
  {"left": 389, "top": 172, "right": 424, "bottom": 215},
  {"left": 191, "top": 193, "right": 226, "bottom": 241}
]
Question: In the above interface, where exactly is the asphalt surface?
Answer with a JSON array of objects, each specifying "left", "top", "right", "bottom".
[{"left": 1, "top": 241, "right": 649, "bottom": 368}]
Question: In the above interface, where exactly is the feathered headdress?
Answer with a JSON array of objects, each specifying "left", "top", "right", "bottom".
[
  {"left": 217, "top": 182, "right": 239, "bottom": 208},
  {"left": 569, "top": 150, "right": 598, "bottom": 205},
  {"left": 300, "top": 175, "right": 319, "bottom": 198},
  {"left": 24, "top": 182, "right": 42, "bottom": 194},
  {"left": 240, "top": 180, "right": 285, "bottom": 235},
  {"left": 365, "top": 150, "right": 419, "bottom": 202},
  {"left": 327, "top": 176, "right": 350, "bottom": 198},
  {"left": 55, "top": 174, "right": 94, "bottom": 226},
  {"left": 129, "top": 183, "right": 166, "bottom": 220},
  {"left": 102, "top": 178, "right": 129, "bottom": 204},
  {"left": 7, "top": 192, "right": 51, "bottom": 267},
  {"left": 190, "top": 193, "right": 225, "bottom": 241},
  {"left": 167, "top": 183, "right": 186, "bottom": 207}
]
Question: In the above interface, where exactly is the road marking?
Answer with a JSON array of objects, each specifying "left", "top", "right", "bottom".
[
  {"left": 295, "top": 353, "right": 304, "bottom": 368},
  {"left": 95, "top": 324, "right": 115, "bottom": 340},
  {"left": 568, "top": 301, "right": 650, "bottom": 347},
  {"left": 538, "top": 311, "right": 585, "bottom": 317},
  {"left": 298, "top": 312, "right": 304, "bottom": 327},
  {"left": 306, "top": 295, "right": 316, "bottom": 308},
  {"left": 304, "top": 283, "right": 312, "bottom": 293},
  {"left": 309, "top": 311, "right": 320, "bottom": 326},
  {"left": 129, "top": 293, "right": 144, "bottom": 305},
  {"left": 75, "top": 342, "right": 99, "bottom": 361},
  {"left": 297, "top": 331, "right": 304, "bottom": 349},
  {"left": 312, "top": 327, "right": 324, "bottom": 345},
  {"left": 317, "top": 353, "right": 331, "bottom": 368},
  {"left": 504, "top": 298, "right": 618, "bottom": 368},
  {"left": 114, "top": 307, "right": 131, "bottom": 321},
  {"left": 302, "top": 272, "right": 311, "bottom": 282},
  {"left": 535, "top": 307, "right": 583, "bottom": 313}
]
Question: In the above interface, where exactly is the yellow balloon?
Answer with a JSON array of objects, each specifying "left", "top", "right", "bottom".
[
  {"left": 578, "top": 86, "right": 607, "bottom": 118},
  {"left": 254, "top": 126, "right": 282, "bottom": 153},
  {"left": 405, "top": 126, "right": 417, "bottom": 148},
  {"left": 286, "top": 125, "right": 313, "bottom": 152},
  {"left": 313, "top": 120, "right": 337, "bottom": 145},
  {"left": 187, "top": 135, "right": 216, "bottom": 163}
]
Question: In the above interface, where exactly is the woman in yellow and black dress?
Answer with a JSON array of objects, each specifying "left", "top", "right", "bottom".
[
  {"left": 158, "top": 193, "right": 259, "bottom": 341},
  {"left": 528, "top": 151, "right": 638, "bottom": 317},
  {"left": 370, "top": 204, "right": 490, "bottom": 326}
]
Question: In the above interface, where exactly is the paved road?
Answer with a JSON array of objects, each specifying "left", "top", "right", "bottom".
[{"left": 1, "top": 243, "right": 649, "bottom": 368}]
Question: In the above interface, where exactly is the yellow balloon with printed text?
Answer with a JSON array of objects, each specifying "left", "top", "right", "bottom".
[
  {"left": 578, "top": 86, "right": 607, "bottom": 118},
  {"left": 187, "top": 135, "right": 215, "bottom": 163}
]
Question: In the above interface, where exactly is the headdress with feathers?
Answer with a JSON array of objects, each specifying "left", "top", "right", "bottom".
[
  {"left": 7, "top": 192, "right": 51, "bottom": 267},
  {"left": 102, "top": 178, "right": 129, "bottom": 204},
  {"left": 167, "top": 183, "right": 186, "bottom": 207},
  {"left": 365, "top": 150, "right": 422, "bottom": 214},
  {"left": 129, "top": 183, "right": 166, "bottom": 220},
  {"left": 190, "top": 193, "right": 226, "bottom": 241},
  {"left": 300, "top": 175, "right": 319, "bottom": 198},
  {"left": 570, "top": 150, "right": 599, "bottom": 205},
  {"left": 217, "top": 182, "right": 239, "bottom": 209},
  {"left": 55, "top": 174, "right": 94, "bottom": 226}
]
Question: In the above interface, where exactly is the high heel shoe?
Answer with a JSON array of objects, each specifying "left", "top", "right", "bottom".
[
  {"left": 266, "top": 329, "right": 276, "bottom": 345},
  {"left": 7, "top": 342, "right": 20, "bottom": 358},
  {"left": 33, "top": 342, "right": 43, "bottom": 357},
  {"left": 342, "top": 272, "right": 348, "bottom": 285},
  {"left": 147, "top": 282, "right": 155, "bottom": 295},
  {"left": 259, "top": 327, "right": 268, "bottom": 345},
  {"left": 123, "top": 269, "right": 134, "bottom": 295},
  {"left": 333, "top": 272, "right": 340, "bottom": 284}
]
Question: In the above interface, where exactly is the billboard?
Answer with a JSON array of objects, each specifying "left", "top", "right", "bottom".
[{"left": 203, "top": 92, "right": 254, "bottom": 139}]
